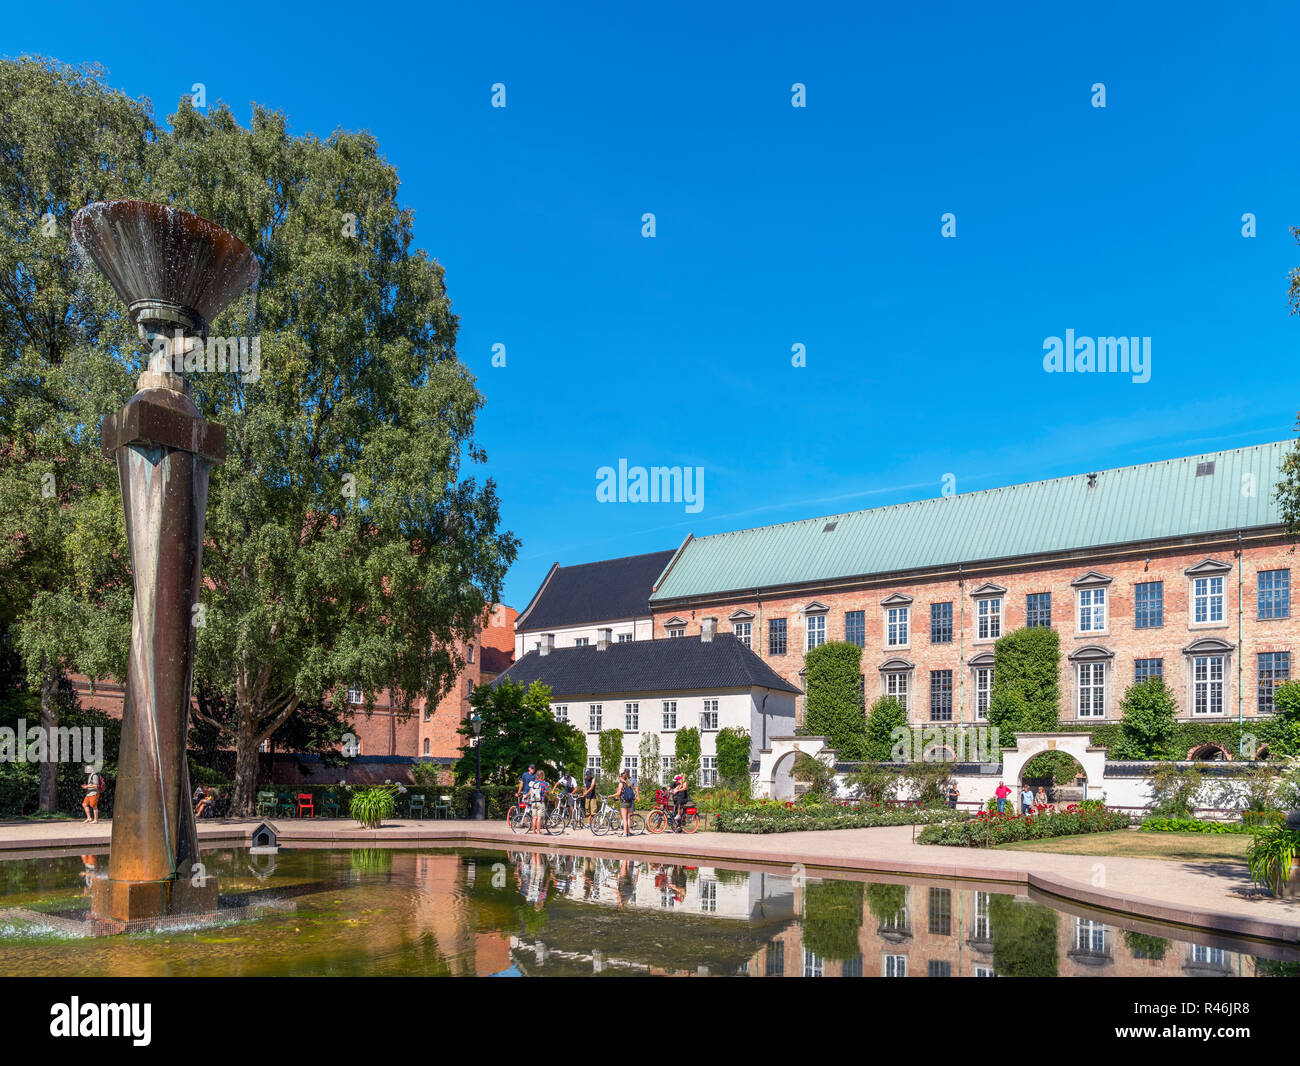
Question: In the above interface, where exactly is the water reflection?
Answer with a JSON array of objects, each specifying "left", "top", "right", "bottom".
[{"left": 0, "top": 848, "right": 1292, "bottom": 977}]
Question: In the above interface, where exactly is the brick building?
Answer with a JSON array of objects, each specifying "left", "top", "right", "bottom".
[{"left": 647, "top": 441, "right": 1298, "bottom": 734}]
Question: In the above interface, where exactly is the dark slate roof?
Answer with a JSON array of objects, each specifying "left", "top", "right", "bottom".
[
  {"left": 516, "top": 549, "right": 677, "bottom": 631},
  {"left": 491, "top": 634, "right": 802, "bottom": 698}
]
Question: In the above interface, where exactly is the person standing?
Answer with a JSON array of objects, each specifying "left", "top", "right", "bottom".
[
  {"left": 994, "top": 781, "right": 1010, "bottom": 813},
  {"left": 946, "top": 783, "right": 960, "bottom": 810},
  {"left": 1020, "top": 784, "right": 1034, "bottom": 815},
  {"left": 1035, "top": 785, "right": 1049, "bottom": 809},
  {"left": 611, "top": 770, "right": 638, "bottom": 836},
  {"left": 81, "top": 765, "right": 105, "bottom": 823},
  {"left": 577, "top": 770, "right": 598, "bottom": 826},
  {"left": 527, "top": 769, "right": 548, "bottom": 833}
]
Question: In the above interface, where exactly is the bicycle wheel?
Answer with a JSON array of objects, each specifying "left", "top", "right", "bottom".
[
  {"left": 509, "top": 806, "right": 530, "bottom": 834},
  {"left": 646, "top": 810, "right": 667, "bottom": 834},
  {"left": 628, "top": 813, "right": 645, "bottom": 835},
  {"left": 679, "top": 812, "right": 700, "bottom": 834},
  {"left": 546, "top": 805, "right": 564, "bottom": 832},
  {"left": 590, "top": 810, "right": 611, "bottom": 836}
]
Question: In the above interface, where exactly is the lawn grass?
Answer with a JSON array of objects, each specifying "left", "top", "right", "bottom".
[{"left": 996, "top": 829, "right": 1249, "bottom": 864}]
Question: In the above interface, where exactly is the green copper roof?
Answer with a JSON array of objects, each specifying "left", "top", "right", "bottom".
[{"left": 650, "top": 441, "right": 1294, "bottom": 602}]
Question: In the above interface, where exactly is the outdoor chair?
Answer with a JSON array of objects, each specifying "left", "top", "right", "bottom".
[
  {"left": 256, "top": 790, "right": 277, "bottom": 818},
  {"left": 297, "top": 792, "right": 315, "bottom": 818},
  {"left": 321, "top": 793, "right": 341, "bottom": 818},
  {"left": 407, "top": 794, "right": 426, "bottom": 819},
  {"left": 277, "top": 791, "right": 297, "bottom": 819},
  {"left": 434, "top": 794, "right": 452, "bottom": 819}
]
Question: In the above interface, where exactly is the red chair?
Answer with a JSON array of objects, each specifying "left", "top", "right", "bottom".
[{"left": 296, "top": 792, "right": 315, "bottom": 818}]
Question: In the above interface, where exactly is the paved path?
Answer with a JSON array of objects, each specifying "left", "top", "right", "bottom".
[{"left": 2, "top": 816, "right": 1296, "bottom": 946}]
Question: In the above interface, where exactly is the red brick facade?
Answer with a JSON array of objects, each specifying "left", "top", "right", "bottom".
[{"left": 652, "top": 531, "right": 1297, "bottom": 730}]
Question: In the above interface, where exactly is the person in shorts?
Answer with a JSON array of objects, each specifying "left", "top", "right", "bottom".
[
  {"left": 578, "top": 771, "right": 598, "bottom": 825},
  {"left": 611, "top": 770, "right": 638, "bottom": 836},
  {"left": 81, "top": 765, "right": 105, "bottom": 823},
  {"left": 527, "top": 769, "right": 548, "bottom": 833}
]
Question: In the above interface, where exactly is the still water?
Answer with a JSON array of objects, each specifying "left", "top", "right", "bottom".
[{"left": 0, "top": 847, "right": 1294, "bottom": 977}]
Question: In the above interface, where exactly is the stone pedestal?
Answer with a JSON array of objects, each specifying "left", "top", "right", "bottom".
[{"left": 90, "top": 874, "right": 220, "bottom": 935}]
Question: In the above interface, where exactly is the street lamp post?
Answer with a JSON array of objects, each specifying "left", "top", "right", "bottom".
[{"left": 470, "top": 712, "right": 485, "bottom": 820}]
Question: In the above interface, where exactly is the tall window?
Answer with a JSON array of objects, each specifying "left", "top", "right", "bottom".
[
  {"left": 1259, "top": 569, "right": 1291, "bottom": 620},
  {"left": 587, "top": 755, "right": 602, "bottom": 777},
  {"left": 466, "top": 644, "right": 474, "bottom": 663},
  {"left": 1135, "top": 581, "right": 1163, "bottom": 628},
  {"left": 930, "top": 602, "right": 953, "bottom": 644},
  {"left": 1077, "top": 662, "right": 1105, "bottom": 717},
  {"left": 1075, "top": 918, "right": 1109, "bottom": 954},
  {"left": 803, "top": 948, "right": 823, "bottom": 978},
  {"left": 1192, "top": 655, "right": 1225, "bottom": 715},
  {"left": 734, "top": 621, "right": 752, "bottom": 648},
  {"left": 661, "top": 755, "right": 676, "bottom": 780},
  {"left": 423, "top": 738, "right": 430, "bottom": 755},
  {"left": 553, "top": 704, "right": 569, "bottom": 723},
  {"left": 929, "top": 670, "right": 953, "bottom": 722},
  {"left": 976, "top": 598, "right": 1001, "bottom": 640},
  {"left": 1026, "top": 592, "right": 1052, "bottom": 628},
  {"left": 1134, "top": 658, "right": 1163, "bottom": 682},
  {"left": 701, "top": 699, "right": 719, "bottom": 730},
  {"left": 886, "top": 606, "right": 909, "bottom": 647},
  {"left": 765, "top": 940, "right": 784, "bottom": 977},
  {"left": 662, "top": 700, "right": 677, "bottom": 730},
  {"left": 623, "top": 755, "right": 638, "bottom": 783},
  {"left": 844, "top": 610, "right": 865, "bottom": 648},
  {"left": 1193, "top": 576, "right": 1225, "bottom": 624},
  {"left": 928, "top": 887, "right": 952, "bottom": 935},
  {"left": 769, "top": 618, "right": 787, "bottom": 655},
  {"left": 884, "top": 955, "right": 907, "bottom": 978},
  {"left": 625, "top": 702, "right": 639, "bottom": 731},
  {"left": 974, "top": 667, "right": 992, "bottom": 720},
  {"left": 588, "top": 704, "right": 602, "bottom": 733},
  {"left": 699, "top": 878, "right": 717, "bottom": 913},
  {"left": 841, "top": 955, "right": 863, "bottom": 978},
  {"left": 973, "top": 893, "right": 992, "bottom": 941},
  {"left": 806, "top": 614, "right": 826, "bottom": 650},
  {"left": 701, "top": 756, "right": 718, "bottom": 786},
  {"left": 1077, "top": 587, "right": 1107, "bottom": 632},
  {"left": 884, "top": 671, "right": 908, "bottom": 710},
  {"left": 1259, "top": 652, "right": 1291, "bottom": 713}
]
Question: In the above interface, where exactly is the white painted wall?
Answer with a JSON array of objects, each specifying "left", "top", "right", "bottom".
[{"left": 515, "top": 617, "right": 654, "bottom": 659}]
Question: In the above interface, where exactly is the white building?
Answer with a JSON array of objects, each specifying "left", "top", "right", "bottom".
[
  {"left": 513, "top": 548, "right": 679, "bottom": 659},
  {"left": 493, "top": 621, "right": 800, "bottom": 786}
]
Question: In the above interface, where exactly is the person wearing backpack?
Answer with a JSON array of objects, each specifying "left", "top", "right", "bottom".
[
  {"left": 527, "top": 769, "right": 548, "bottom": 833},
  {"left": 610, "top": 770, "right": 638, "bottom": 837},
  {"left": 81, "top": 765, "right": 105, "bottom": 824}
]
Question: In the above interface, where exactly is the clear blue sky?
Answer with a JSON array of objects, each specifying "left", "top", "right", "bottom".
[{"left": 10, "top": 1, "right": 1300, "bottom": 609}]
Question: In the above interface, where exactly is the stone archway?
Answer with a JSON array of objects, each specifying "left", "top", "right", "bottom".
[
  {"left": 757, "top": 736, "right": 834, "bottom": 800},
  {"left": 1000, "top": 733, "right": 1108, "bottom": 800},
  {"left": 1187, "top": 742, "right": 1232, "bottom": 761}
]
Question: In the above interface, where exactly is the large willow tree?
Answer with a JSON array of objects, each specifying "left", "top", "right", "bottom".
[{"left": 0, "top": 58, "right": 518, "bottom": 813}]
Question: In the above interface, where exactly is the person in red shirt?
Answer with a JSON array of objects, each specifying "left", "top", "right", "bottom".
[{"left": 994, "top": 781, "right": 1011, "bottom": 814}]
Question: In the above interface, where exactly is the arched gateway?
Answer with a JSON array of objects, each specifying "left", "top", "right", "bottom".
[
  {"left": 1001, "top": 733, "right": 1108, "bottom": 794},
  {"left": 757, "top": 736, "right": 835, "bottom": 800}
]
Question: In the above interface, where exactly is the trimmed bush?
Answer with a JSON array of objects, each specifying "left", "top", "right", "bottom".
[
  {"left": 715, "top": 801, "right": 965, "bottom": 834},
  {"left": 1140, "top": 817, "right": 1249, "bottom": 834},
  {"left": 916, "top": 805, "right": 1130, "bottom": 847},
  {"left": 803, "top": 879, "right": 864, "bottom": 960},
  {"left": 804, "top": 641, "right": 868, "bottom": 760}
]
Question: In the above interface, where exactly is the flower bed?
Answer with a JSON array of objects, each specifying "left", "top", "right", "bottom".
[
  {"left": 714, "top": 800, "right": 966, "bottom": 834},
  {"left": 915, "top": 804, "right": 1131, "bottom": 847}
]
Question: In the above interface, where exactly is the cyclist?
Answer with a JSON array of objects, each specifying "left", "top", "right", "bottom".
[
  {"left": 515, "top": 763, "right": 537, "bottom": 821},
  {"left": 553, "top": 768, "right": 578, "bottom": 823},
  {"left": 670, "top": 773, "right": 690, "bottom": 832},
  {"left": 577, "top": 770, "right": 599, "bottom": 826},
  {"left": 526, "top": 768, "right": 548, "bottom": 833}
]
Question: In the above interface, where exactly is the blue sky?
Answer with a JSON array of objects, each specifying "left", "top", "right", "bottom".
[{"left": 10, "top": 1, "right": 1300, "bottom": 609}]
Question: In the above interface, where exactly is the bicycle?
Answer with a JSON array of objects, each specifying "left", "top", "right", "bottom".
[
  {"left": 645, "top": 789, "right": 699, "bottom": 834},
  {"left": 590, "top": 796, "right": 644, "bottom": 836},
  {"left": 508, "top": 797, "right": 555, "bottom": 834},
  {"left": 548, "top": 792, "right": 584, "bottom": 832}
]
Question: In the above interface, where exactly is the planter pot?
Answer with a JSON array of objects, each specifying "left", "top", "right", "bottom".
[{"left": 1284, "top": 859, "right": 1300, "bottom": 900}]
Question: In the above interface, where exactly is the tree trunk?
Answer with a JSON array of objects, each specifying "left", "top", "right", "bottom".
[
  {"left": 232, "top": 713, "right": 260, "bottom": 817},
  {"left": 38, "top": 660, "right": 59, "bottom": 814}
]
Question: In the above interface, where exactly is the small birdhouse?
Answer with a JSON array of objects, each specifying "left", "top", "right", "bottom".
[{"left": 250, "top": 822, "right": 279, "bottom": 853}]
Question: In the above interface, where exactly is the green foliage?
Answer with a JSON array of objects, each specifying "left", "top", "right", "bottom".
[
  {"left": 846, "top": 765, "right": 897, "bottom": 803},
  {"left": 674, "top": 726, "right": 701, "bottom": 789},
  {"left": 803, "top": 879, "right": 864, "bottom": 961},
  {"left": 714, "top": 727, "right": 751, "bottom": 792},
  {"left": 1123, "top": 931, "right": 1169, "bottom": 960},
  {"left": 453, "top": 680, "right": 584, "bottom": 785},
  {"left": 1146, "top": 764, "right": 1206, "bottom": 817},
  {"left": 864, "top": 696, "right": 908, "bottom": 761},
  {"left": 916, "top": 806, "right": 1131, "bottom": 846},
  {"left": 349, "top": 784, "right": 398, "bottom": 828},
  {"left": 1140, "top": 817, "right": 1249, "bottom": 834},
  {"left": 715, "top": 803, "right": 964, "bottom": 834},
  {"left": 1246, "top": 825, "right": 1300, "bottom": 896},
  {"left": 409, "top": 761, "right": 444, "bottom": 788},
  {"left": 990, "top": 896, "right": 1058, "bottom": 977},
  {"left": 897, "top": 762, "right": 952, "bottom": 806},
  {"left": 792, "top": 751, "right": 836, "bottom": 800},
  {"left": 1111, "top": 677, "right": 1181, "bottom": 760},
  {"left": 637, "top": 730, "right": 661, "bottom": 787},
  {"left": 598, "top": 728, "right": 625, "bottom": 789},
  {"left": 988, "top": 627, "right": 1060, "bottom": 738},
  {"left": 803, "top": 641, "right": 868, "bottom": 760},
  {"left": 865, "top": 882, "right": 908, "bottom": 927},
  {"left": 1262, "top": 680, "right": 1300, "bottom": 756},
  {"left": 1022, "top": 750, "right": 1084, "bottom": 784}
]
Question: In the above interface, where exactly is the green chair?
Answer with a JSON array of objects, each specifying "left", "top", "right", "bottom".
[
  {"left": 321, "top": 793, "right": 341, "bottom": 818},
  {"left": 434, "top": 794, "right": 452, "bottom": 819},
  {"left": 256, "top": 790, "right": 277, "bottom": 818},
  {"left": 276, "top": 791, "right": 297, "bottom": 818},
  {"left": 408, "top": 794, "right": 426, "bottom": 819}
]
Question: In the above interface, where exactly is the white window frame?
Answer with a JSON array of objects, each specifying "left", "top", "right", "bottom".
[
  {"left": 974, "top": 667, "right": 992, "bottom": 721},
  {"left": 806, "top": 614, "right": 826, "bottom": 650},
  {"left": 1192, "top": 655, "right": 1225, "bottom": 715},
  {"left": 347, "top": 683, "right": 364, "bottom": 704},
  {"left": 662, "top": 700, "right": 677, "bottom": 730},
  {"left": 1192, "top": 575, "right": 1225, "bottom": 625},
  {"left": 588, "top": 704, "right": 602, "bottom": 733},
  {"left": 1077, "top": 661, "right": 1106, "bottom": 718},
  {"left": 587, "top": 755, "right": 602, "bottom": 777},
  {"left": 701, "top": 756, "right": 718, "bottom": 786},
  {"left": 884, "top": 671, "right": 909, "bottom": 711},
  {"left": 886, "top": 606, "right": 910, "bottom": 648},
  {"left": 1077, "top": 586, "right": 1107, "bottom": 633},
  {"left": 668, "top": 627, "right": 685, "bottom": 638},
  {"left": 701, "top": 699, "right": 719, "bottom": 731},
  {"left": 466, "top": 644, "right": 474, "bottom": 664},
  {"left": 617, "top": 632, "right": 633, "bottom": 643},
  {"left": 553, "top": 704, "right": 569, "bottom": 723},
  {"left": 884, "top": 955, "right": 907, "bottom": 978},
  {"left": 976, "top": 598, "right": 1002, "bottom": 641},
  {"left": 625, "top": 701, "right": 639, "bottom": 732},
  {"left": 803, "top": 947, "right": 823, "bottom": 977},
  {"left": 623, "top": 755, "right": 638, "bottom": 783},
  {"left": 700, "top": 879, "right": 718, "bottom": 914},
  {"left": 734, "top": 621, "right": 752, "bottom": 648}
]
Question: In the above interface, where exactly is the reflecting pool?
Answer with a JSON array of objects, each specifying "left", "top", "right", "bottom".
[{"left": 0, "top": 847, "right": 1295, "bottom": 977}]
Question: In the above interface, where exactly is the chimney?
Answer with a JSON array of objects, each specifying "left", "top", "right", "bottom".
[
  {"left": 540, "top": 633, "right": 555, "bottom": 656},
  {"left": 597, "top": 627, "right": 612, "bottom": 651},
  {"left": 701, "top": 617, "right": 717, "bottom": 642}
]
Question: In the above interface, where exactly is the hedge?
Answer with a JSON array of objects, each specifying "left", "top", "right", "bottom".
[
  {"left": 916, "top": 806, "right": 1131, "bottom": 847},
  {"left": 254, "top": 782, "right": 521, "bottom": 819},
  {"left": 715, "top": 802, "right": 966, "bottom": 834},
  {"left": 1139, "top": 817, "right": 1252, "bottom": 834}
]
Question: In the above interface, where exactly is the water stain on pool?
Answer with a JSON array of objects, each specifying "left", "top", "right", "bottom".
[{"left": 0, "top": 847, "right": 1294, "bottom": 977}]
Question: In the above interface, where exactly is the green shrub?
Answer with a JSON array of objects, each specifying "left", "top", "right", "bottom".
[
  {"left": 715, "top": 727, "right": 751, "bottom": 794},
  {"left": 988, "top": 627, "right": 1060, "bottom": 740},
  {"left": 803, "top": 879, "right": 864, "bottom": 960},
  {"left": 1123, "top": 931, "right": 1169, "bottom": 960},
  {"left": 349, "top": 784, "right": 398, "bottom": 828},
  {"left": 804, "top": 641, "right": 868, "bottom": 760},
  {"left": 1147, "top": 764, "right": 1206, "bottom": 817},
  {"left": 866, "top": 882, "right": 908, "bottom": 926},
  {"left": 1111, "top": 677, "right": 1181, "bottom": 760},
  {"left": 1246, "top": 825, "right": 1300, "bottom": 896},
  {"left": 864, "top": 696, "right": 908, "bottom": 761},
  {"left": 715, "top": 803, "right": 963, "bottom": 834},
  {"left": 792, "top": 751, "right": 836, "bottom": 800},
  {"left": 1140, "top": 817, "right": 1247, "bottom": 834},
  {"left": 916, "top": 806, "right": 1131, "bottom": 847},
  {"left": 674, "top": 727, "right": 701, "bottom": 790},
  {"left": 990, "top": 896, "right": 1058, "bottom": 977},
  {"left": 846, "top": 764, "right": 897, "bottom": 803}
]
